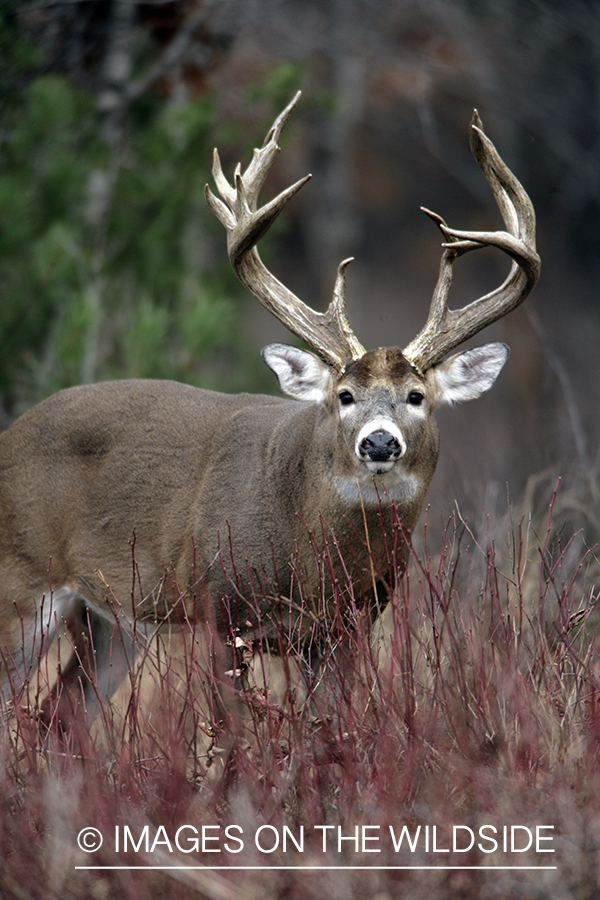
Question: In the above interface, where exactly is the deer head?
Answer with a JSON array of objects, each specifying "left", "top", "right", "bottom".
[{"left": 205, "top": 93, "right": 540, "bottom": 508}]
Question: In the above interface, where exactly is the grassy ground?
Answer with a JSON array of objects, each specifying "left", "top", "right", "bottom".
[{"left": 1, "top": 484, "right": 599, "bottom": 900}]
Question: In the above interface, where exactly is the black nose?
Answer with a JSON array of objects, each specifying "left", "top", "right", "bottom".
[{"left": 359, "top": 430, "right": 402, "bottom": 462}]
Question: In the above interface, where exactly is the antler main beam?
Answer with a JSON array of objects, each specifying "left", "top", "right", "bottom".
[
  {"left": 402, "top": 111, "right": 541, "bottom": 374},
  {"left": 207, "top": 98, "right": 540, "bottom": 376},
  {"left": 205, "top": 92, "right": 365, "bottom": 371}
]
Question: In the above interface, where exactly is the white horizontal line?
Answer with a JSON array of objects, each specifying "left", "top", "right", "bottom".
[{"left": 75, "top": 865, "right": 558, "bottom": 871}]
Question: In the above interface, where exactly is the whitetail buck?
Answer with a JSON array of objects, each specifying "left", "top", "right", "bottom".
[{"left": 0, "top": 94, "right": 539, "bottom": 732}]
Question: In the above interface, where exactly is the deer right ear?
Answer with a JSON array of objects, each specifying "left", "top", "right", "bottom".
[
  {"left": 261, "top": 343, "right": 332, "bottom": 402},
  {"left": 432, "top": 342, "right": 510, "bottom": 405}
]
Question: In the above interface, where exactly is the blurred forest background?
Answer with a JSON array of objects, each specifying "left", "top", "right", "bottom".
[{"left": 1, "top": 0, "right": 599, "bottom": 545}]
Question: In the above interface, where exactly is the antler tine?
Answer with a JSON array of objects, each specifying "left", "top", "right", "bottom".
[
  {"left": 403, "top": 111, "right": 541, "bottom": 374},
  {"left": 205, "top": 92, "right": 366, "bottom": 370}
]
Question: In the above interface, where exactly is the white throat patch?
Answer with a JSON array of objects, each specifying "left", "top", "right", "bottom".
[{"left": 330, "top": 468, "right": 421, "bottom": 506}]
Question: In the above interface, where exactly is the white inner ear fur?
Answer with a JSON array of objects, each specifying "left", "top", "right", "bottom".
[
  {"left": 262, "top": 343, "right": 332, "bottom": 402},
  {"left": 432, "top": 342, "right": 510, "bottom": 405}
]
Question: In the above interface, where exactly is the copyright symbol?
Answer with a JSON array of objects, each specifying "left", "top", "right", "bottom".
[{"left": 77, "top": 827, "right": 103, "bottom": 852}]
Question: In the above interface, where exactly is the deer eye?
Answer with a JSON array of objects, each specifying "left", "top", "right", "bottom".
[
  {"left": 338, "top": 390, "right": 354, "bottom": 406},
  {"left": 407, "top": 390, "right": 424, "bottom": 406}
]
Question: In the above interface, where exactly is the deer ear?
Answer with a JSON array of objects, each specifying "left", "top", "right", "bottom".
[
  {"left": 262, "top": 343, "right": 332, "bottom": 402},
  {"left": 432, "top": 342, "right": 509, "bottom": 405}
]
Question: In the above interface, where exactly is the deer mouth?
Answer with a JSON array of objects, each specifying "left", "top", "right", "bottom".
[{"left": 367, "top": 460, "right": 396, "bottom": 475}]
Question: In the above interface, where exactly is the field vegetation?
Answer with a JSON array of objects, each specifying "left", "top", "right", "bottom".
[{"left": 1, "top": 483, "right": 598, "bottom": 900}]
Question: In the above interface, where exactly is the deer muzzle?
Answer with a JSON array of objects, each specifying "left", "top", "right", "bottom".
[{"left": 355, "top": 420, "right": 406, "bottom": 472}]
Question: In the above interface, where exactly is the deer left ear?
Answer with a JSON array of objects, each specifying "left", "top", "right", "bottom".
[
  {"left": 262, "top": 343, "right": 332, "bottom": 402},
  {"left": 432, "top": 342, "right": 510, "bottom": 405}
]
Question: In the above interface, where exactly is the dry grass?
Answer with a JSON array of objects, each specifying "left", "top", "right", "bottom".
[{"left": 1, "top": 483, "right": 599, "bottom": 900}]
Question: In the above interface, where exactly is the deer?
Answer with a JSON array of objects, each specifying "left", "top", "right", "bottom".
[{"left": 0, "top": 94, "right": 540, "bottom": 735}]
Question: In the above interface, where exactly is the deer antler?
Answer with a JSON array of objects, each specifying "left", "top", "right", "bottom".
[
  {"left": 205, "top": 92, "right": 365, "bottom": 371},
  {"left": 402, "top": 110, "right": 541, "bottom": 374}
]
